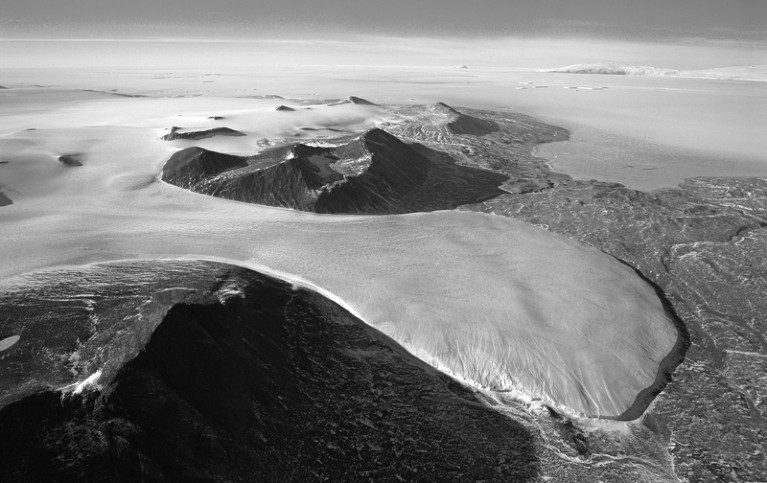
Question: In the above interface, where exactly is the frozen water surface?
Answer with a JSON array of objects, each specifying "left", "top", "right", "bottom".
[{"left": 0, "top": 89, "right": 679, "bottom": 418}]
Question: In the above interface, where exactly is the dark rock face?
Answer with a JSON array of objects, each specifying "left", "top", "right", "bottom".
[
  {"left": 161, "top": 128, "right": 507, "bottom": 214},
  {"left": 275, "top": 105, "right": 295, "bottom": 111},
  {"left": 161, "top": 126, "right": 245, "bottom": 141},
  {"left": 0, "top": 192, "right": 11, "bottom": 206},
  {"left": 58, "top": 154, "right": 83, "bottom": 167},
  {"left": 0, "top": 260, "right": 538, "bottom": 482},
  {"left": 348, "top": 96, "right": 376, "bottom": 105}
]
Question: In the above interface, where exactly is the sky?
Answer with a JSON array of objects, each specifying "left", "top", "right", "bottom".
[
  {"left": 2, "top": 0, "right": 766, "bottom": 41},
  {"left": 1, "top": 1, "right": 765, "bottom": 70}
]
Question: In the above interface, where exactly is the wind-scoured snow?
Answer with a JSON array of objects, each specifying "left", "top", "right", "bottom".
[{"left": 0, "top": 89, "right": 677, "bottom": 418}]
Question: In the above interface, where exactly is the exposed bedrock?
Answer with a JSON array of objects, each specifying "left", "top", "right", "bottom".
[
  {"left": 0, "top": 260, "right": 538, "bottom": 482},
  {"left": 161, "top": 126, "right": 246, "bottom": 141},
  {"left": 0, "top": 192, "right": 12, "bottom": 206},
  {"left": 161, "top": 128, "right": 508, "bottom": 214},
  {"left": 58, "top": 154, "right": 83, "bottom": 167}
]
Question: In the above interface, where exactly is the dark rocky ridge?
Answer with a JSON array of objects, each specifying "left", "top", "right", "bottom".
[
  {"left": 348, "top": 96, "right": 376, "bottom": 105},
  {"left": 274, "top": 105, "right": 295, "bottom": 111},
  {"left": 0, "top": 260, "right": 538, "bottom": 482},
  {"left": 162, "top": 128, "right": 507, "bottom": 214},
  {"left": 161, "top": 126, "right": 245, "bottom": 141},
  {"left": 0, "top": 192, "right": 12, "bottom": 206}
]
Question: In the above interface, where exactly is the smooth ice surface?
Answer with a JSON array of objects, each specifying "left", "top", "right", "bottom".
[{"left": 0, "top": 88, "right": 678, "bottom": 418}]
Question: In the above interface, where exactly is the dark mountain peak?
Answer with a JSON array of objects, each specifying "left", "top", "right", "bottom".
[
  {"left": 348, "top": 96, "right": 376, "bottom": 105},
  {"left": 162, "top": 147, "right": 248, "bottom": 187},
  {"left": 434, "top": 102, "right": 461, "bottom": 114},
  {"left": 360, "top": 127, "right": 399, "bottom": 143},
  {"left": 432, "top": 103, "right": 498, "bottom": 136},
  {"left": 161, "top": 126, "right": 245, "bottom": 141}
]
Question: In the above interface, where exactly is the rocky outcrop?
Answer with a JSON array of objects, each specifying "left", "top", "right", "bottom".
[
  {"left": 161, "top": 126, "right": 245, "bottom": 141},
  {"left": 274, "top": 105, "right": 295, "bottom": 111},
  {"left": 0, "top": 192, "right": 11, "bottom": 206},
  {"left": 161, "top": 128, "right": 507, "bottom": 214},
  {"left": 58, "top": 154, "right": 83, "bottom": 167},
  {"left": 348, "top": 96, "right": 376, "bottom": 105},
  {"left": 0, "top": 260, "right": 538, "bottom": 482}
]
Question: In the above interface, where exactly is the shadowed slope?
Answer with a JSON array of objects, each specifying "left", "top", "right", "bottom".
[{"left": 0, "top": 260, "right": 538, "bottom": 482}]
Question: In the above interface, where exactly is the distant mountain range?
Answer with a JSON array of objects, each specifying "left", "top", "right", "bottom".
[{"left": 546, "top": 62, "right": 767, "bottom": 81}]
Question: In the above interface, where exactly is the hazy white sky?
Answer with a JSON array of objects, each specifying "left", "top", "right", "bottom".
[
  {"left": 2, "top": 0, "right": 766, "bottom": 41},
  {"left": 1, "top": 1, "right": 765, "bottom": 70}
]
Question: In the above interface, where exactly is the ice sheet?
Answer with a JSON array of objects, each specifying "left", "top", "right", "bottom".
[{"left": 0, "top": 90, "right": 677, "bottom": 418}]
